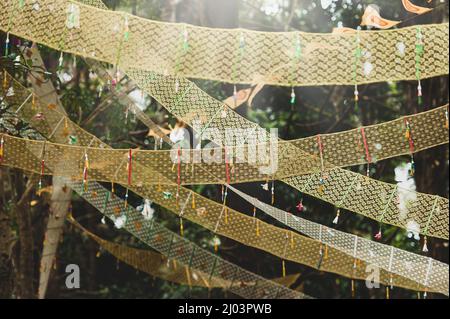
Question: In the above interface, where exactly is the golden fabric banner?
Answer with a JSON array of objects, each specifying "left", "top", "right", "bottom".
[{"left": 0, "top": 0, "right": 448, "bottom": 86}]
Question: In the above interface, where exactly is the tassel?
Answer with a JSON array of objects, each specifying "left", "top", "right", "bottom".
[
  {"left": 351, "top": 279, "right": 355, "bottom": 298},
  {"left": 62, "top": 118, "right": 69, "bottom": 137},
  {"left": 2, "top": 69, "right": 8, "bottom": 91},
  {"left": 333, "top": 209, "right": 340, "bottom": 224},
  {"left": 4, "top": 32, "right": 10, "bottom": 57},
  {"left": 176, "top": 148, "right": 181, "bottom": 206},
  {"left": 38, "top": 158, "right": 45, "bottom": 190},
  {"left": 213, "top": 236, "right": 219, "bottom": 253},
  {"left": 32, "top": 94, "right": 36, "bottom": 110},
  {"left": 0, "top": 136, "right": 4, "bottom": 163},
  {"left": 83, "top": 151, "right": 89, "bottom": 192},
  {"left": 96, "top": 250, "right": 101, "bottom": 258},
  {"left": 180, "top": 217, "right": 184, "bottom": 236},
  {"left": 409, "top": 157, "right": 415, "bottom": 177},
  {"left": 374, "top": 228, "right": 382, "bottom": 240},
  {"left": 422, "top": 236, "right": 429, "bottom": 252},
  {"left": 296, "top": 200, "right": 304, "bottom": 212},
  {"left": 124, "top": 189, "right": 129, "bottom": 208},
  {"left": 282, "top": 260, "right": 286, "bottom": 277},
  {"left": 191, "top": 194, "right": 196, "bottom": 209},
  {"left": 271, "top": 181, "right": 274, "bottom": 204},
  {"left": 445, "top": 109, "right": 449, "bottom": 129},
  {"left": 386, "top": 286, "right": 390, "bottom": 299},
  {"left": 224, "top": 207, "right": 228, "bottom": 224},
  {"left": 58, "top": 52, "right": 64, "bottom": 69},
  {"left": 405, "top": 120, "right": 411, "bottom": 140}
]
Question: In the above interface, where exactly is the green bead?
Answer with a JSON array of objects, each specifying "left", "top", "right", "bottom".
[{"left": 415, "top": 44, "right": 424, "bottom": 55}]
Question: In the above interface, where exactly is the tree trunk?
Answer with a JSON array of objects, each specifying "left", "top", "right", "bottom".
[{"left": 0, "top": 168, "right": 14, "bottom": 298}]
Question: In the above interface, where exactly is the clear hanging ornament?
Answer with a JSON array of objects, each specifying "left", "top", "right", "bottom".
[
  {"left": 4, "top": 32, "right": 10, "bottom": 57},
  {"left": 333, "top": 208, "right": 340, "bottom": 224},
  {"left": 290, "top": 87, "right": 296, "bottom": 105}
]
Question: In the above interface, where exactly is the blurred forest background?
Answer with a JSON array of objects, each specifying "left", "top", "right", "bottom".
[{"left": 0, "top": 0, "right": 448, "bottom": 299}]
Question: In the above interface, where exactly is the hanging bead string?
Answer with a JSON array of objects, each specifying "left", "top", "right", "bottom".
[
  {"left": 333, "top": 176, "right": 359, "bottom": 225},
  {"left": 317, "top": 225, "right": 324, "bottom": 269},
  {"left": 224, "top": 147, "right": 231, "bottom": 185},
  {"left": 212, "top": 203, "right": 227, "bottom": 253},
  {"left": 281, "top": 231, "right": 290, "bottom": 277},
  {"left": 178, "top": 193, "right": 192, "bottom": 237},
  {"left": 415, "top": 26, "right": 424, "bottom": 105},
  {"left": 353, "top": 27, "right": 362, "bottom": 107},
  {"left": 289, "top": 34, "right": 302, "bottom": 107},
  {"left": 124, "top": 148, "right": 132, "bottom": 208},
  {"left": 176, "top": 147, "right": 181, "bottom": 207},
  {"left": 82, "top": 149, "right": 89, "bottom": 193},
  {"left": 445, "top": 107, "right": 449, "bottom": 129},
  {"left": 360, "top": 127, "right": 372, "bottom": 177},
  {"left": 0, "top": 134, "right": 4, "bottom": 164},
  {"left": 230, "top": 32, "right": 246, "bottom": 110},
  {"left": 112, "top": 15, "right": 131, "bottom": 87},
  {"left": 404, "top": 118, "right": 415, "bottom": 177},
  {"left": 2, "top": 69, "right": 8, "bottom": 91},
  {"left": 422, "top": 258, "right": 433, "bottom": 299},
  {"left": 386, "top": 246, "right": 394, "bottom": 299},
  {"left": 271, "top": 177, "right": 275, "bottom": 205},
  {"left": 56, "top": 3, "right": 77, "bottom": 73},
  {"left": 351, "top": 236, "right": 358, "bottom": 298},
  {"left": 38, "top": 141, "right": 47, "bottom": 191},
  {"left": 223, "top": 147, "right": 231, "bottom": 224},
  {"left": 173, "top": 25, "right": 189, "bottom": 92},
  {"left": 375, "top": 185, "right": 398, "bottom": 240},
  {"left": 4, "top": 0, "right": 24, "bottom": 57},
  {"left": 100, "top": 191, "right": 110, "bottom": 224},
  {"left": 422, "top": 197, "right": 438, "bottom": 253}
]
